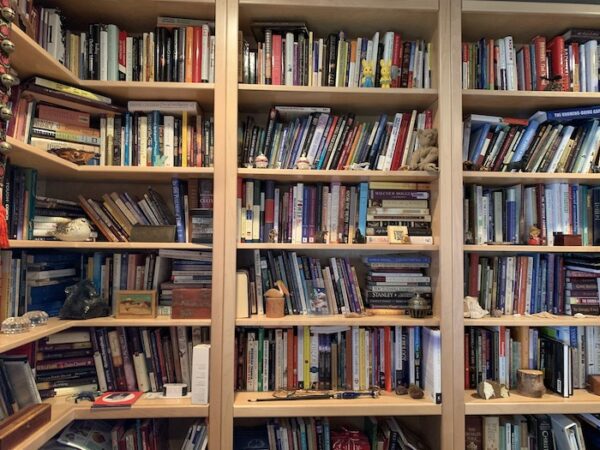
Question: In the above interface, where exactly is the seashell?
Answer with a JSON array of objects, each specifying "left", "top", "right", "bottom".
[{"left": 53, "top": 218, "right": 94, "bottom": 242}]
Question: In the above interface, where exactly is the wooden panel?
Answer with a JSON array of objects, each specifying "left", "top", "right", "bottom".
[
  {"left": 80, "top": 81, "right": 215, "bottom": 105},
  {"left": 236, "top": 314, "right": 440, "bottom": 327},
  {"left": 8, "top": 240, "right": 213, "bottom": 250},
  {"left": 233, "top": 391, "right": 442, "bottom": 417},
  {"left": 240, "top": 0, "right": 438, "bottom": 10},
  {"left": 237, "top": 168, "right": 438, "bottom": 182}
]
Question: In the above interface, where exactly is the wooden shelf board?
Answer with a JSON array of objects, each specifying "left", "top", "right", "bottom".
[
  {"left": 463, "top": 170, "right": 600, "bottom": 185},
  {"left": 465, "top": 389, "right": 600, "bottom": 415},
  {"left": 236, "top": 314, "right": 440, "bottom": 327},
  {"left": 464, "top": 315, "right": 600, "bottom": 327},
  {"left": 238, "top": 85, "right": 438, "bottom": 114},
  {"left": 79, "top": 81, "right": 215, "bottom": 104},
  {"left": 464, "top": 244, "right": 599, "bottom": 253},
  {"left": 238, "top": 243, "right": 438, "bottom": 251},
  {"left": 239, "top": 0, "right": 438, "bottom": 10},
  {"left": 18, "top": 402, "right": 74, "bottom": 450},
  {"left": 8, "top": 240, "right": 213, "bottom": 250},
  {"left": 462, "top": 90, "right": 600, "bottom": 116},
  {"left": 73, "top": 397, "right": 209, "bottom": 419},
  {"left": 0, "top": 318, "right": 72, "bottom": 353},
  {"left": 8, "top": 137, "right": 213, "bottom": 182},
  {"left": 233, "top": 391, "right": 441, "bottom": 417},
  {"left": 83, "top": 317, "right": 211, "bottom": 327},
  {"left": 237, "top": 168, "right": 438, "bottom": 182}
]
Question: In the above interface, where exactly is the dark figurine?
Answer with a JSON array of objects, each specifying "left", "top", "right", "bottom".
[
  {"left": 59, "top": 279, "right": 110, "bottom": 320},
  {"left": 354, "top": 229, "right": 366, "bottom": 244},
  {"left": 395, "top": 385, "right": 408, "bottom": 396},
  {"left": 75, "top": 391, "right": 97, "bottom": 403},
  {"left": 542, "top": 75, "right": 563, "bottom": 91},
  {"left": 408, "top": 384, "right": 424, "bottom": 399},
  {"left": 314, "top": 230, "right": 328, "bottom": 243}
]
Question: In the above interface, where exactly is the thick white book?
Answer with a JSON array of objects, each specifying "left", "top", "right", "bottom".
[
  {"left": 132, "top": 353, "right": 150, "bottom": 392},
  {"left": 126, "top": 36, "right": 133, "bottom": 81},
  {"left": 93, "top": 352, "right": 108, "bottom": 392},
  {"left": 285, "top": 32, "right": 294, "bottom": 86},
  {"left": 163, "top": 116, "right": 175, "bottom": 167},
  {"left": 236, "top": 270, "right": 249, "bottom": 318},
  {"left": 107, "top": 25, "right": 119, "bottom": 81},
  {"left": 201, "top": 25, "right": 210, "bottom": 83},
  {"left": 191, "top": 344, "right": 210, "bottom": 404},
  {"left": 422, "top": 327, "right": 442, "bottom": 404}
]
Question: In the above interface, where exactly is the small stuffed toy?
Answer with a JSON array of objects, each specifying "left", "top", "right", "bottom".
[
  {"left": 402, "top": 129, "right": 439, "bottom": 172},
  {"left": 361, "top": 59, "right": 374, "bottom": 87},
  {"left": 379, "top": 59, "right": 392, "bottom": 88}
]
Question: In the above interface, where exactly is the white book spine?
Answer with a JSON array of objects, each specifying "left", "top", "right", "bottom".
[
  {"left": 201, "top": 25, "right": 210, "bottom": 82},
  {"left": 163, "top": 116, "right": 175, "bottom": 167},
  {"left": 93, "top": 352, "right": 108, "bottom": 391},
  {"left": 100, "top": 29, "right": 108, "bottom": 81},
  {"left": 209, "top": 36, "right": 216, "bottom": 83},
  {"left": 133, "top": 353, "right": 150, "bottom": 392},
  {"left": 126, "top": 37, "right": 133, "bottom": 81},
  {"left": 191, "top": 344, "right": 210, "bottom": 404},
  {"left": 285, "top": 32, "right": 294, "bottom": 86}
]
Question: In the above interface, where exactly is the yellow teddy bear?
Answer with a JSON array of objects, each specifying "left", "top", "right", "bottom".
[
  {"left": 380, "top": 59, "right": 392, "bottom": 88},
  {"left": 361, "top": 59, "right": 374, "bottom": 87}
]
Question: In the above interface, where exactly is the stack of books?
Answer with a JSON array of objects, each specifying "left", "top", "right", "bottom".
[
  {"left": 242, "top": 250, "right": 363, "bottom": 316},
  {"left": 236, "top": 325, "right": 441, "bottom": 403},
  {"left": 467, "top": 254, "right": 600, "bottom": 316},
  {"left": 239, "top": 106, "right": 432, "bottom": 170},
  {"left": 465, "top": 326, "right": 600, "bottom": 398},
  {"left": 464, "top": 183, "right": 600, "bottom": 246},
  {"left": 26, "top": 10, "right": 216, "bottom": 82},
  {"left": 463, "top": 109, "right": 600, "bottom": 173},
  {"left": 462, "top": 29, "right": 599, "bottom": 91},
  {"left": 238, "top": 180, "right": 433, "bottom": 244},
  {"left": 36, "top": 329, "right": 98, "bottom": 398},
  {"left": 89, "top": 326, "right": 210, "bottom": 393},
  {"left": 363, "top": 255, "right": 432, "bottom": 313},
  {"left": 188, "top": 180, "right": 214, "bottom": 244},
  {"left": 240, "top": 25, "right": 431, "bottom": 88}
]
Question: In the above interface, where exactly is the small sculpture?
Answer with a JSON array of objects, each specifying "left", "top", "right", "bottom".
[
  {"left": 296, "top": 155, "right": 311, "bottom": 170},
  {"left": 353, "top": 229, "right": 366, "bottom": 244},
  {"left": 464, "top": 230, "right": 474, "bottom": 244},
  {"left": 268, "top": 229, "right": 278, "bottom": 243},
  {"left": 408, "top": 384, "right": 424, "bottom": 400},
  {"left": 491, "top": 309, "right": 503, "bottom": 318},
  {"left": 528, "top": 225, "right": 542, "bottom": 245},
  {"left": 463, "top": 296, "right": 489, "bottom": 319},
  {"left": 408, "top": 293, "right": 430, "bottom": 319},
  {"left": 314, "top": 230, "right": 328, "bottom": 243},
  {"left": 348, "top": 162, "right": 370, "bottom": 170},
  {"left": 53, "top": 218, "right": 95, "bottom": 242},
  {"left": 395, "top": 385, "right": 408, "bottom": 395},
  {"left": 379, "top": 59, "right": 392, "bottom": 88},
  {"left": 517, "top": 369, "right": 545, "bottom": 398},
  {"left": 254, "top": 153, "right": 268, "bottom": 168},
  {"left": 59, "top": 280, "right": 110, "bottom": 320},
  {"left": 477, "top": 380, "right": 510, "bottom": 400},
  {"left": 542, "top": 75, "right": 563, "bottom": 91},
  {"left": 264, "top": 280, "right": 288, "bottom": 318},
  {"left": 48, "top": 148, "right": 98, "bottom": 165},
  {"left": 463, "top": 160, "right": 474, "bottom": 170},
  {"left": 401, "top": 129, "right": 439, "bottom": 172},
  {"left": 361, "top": 59, "right": 375, "bottom": 87}
]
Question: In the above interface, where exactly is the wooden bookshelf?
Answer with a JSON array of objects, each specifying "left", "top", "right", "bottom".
[
  {"left": 237, "top": 243, "right": 438, "bottom": 251},
  {"left": 8, "top": 240, "right": 213, "bottom": 250},
  {"left": 463, "top": 244, "right": 600, "bottom": 253},
  {"left": 463, "top": 170, "right": 600, "bottom": 186},
  {"left": 233, "top": 391, "right": 442, "bottom": 418},
  {"left": 464, "top": 315, "right": 600, "bottom": 327},
  {"left": 237, "top": 168, "right": 438, "bottom": 182},
  {"left": 0, "top": 317, "right": 72, "bottom": 353},
  {"left": 236, "top": 314, "right": 440, "bottom": 327}
]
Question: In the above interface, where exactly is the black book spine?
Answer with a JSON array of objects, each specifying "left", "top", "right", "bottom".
[
  {"left": 593, "top": 187, "right": 600, "bottom": 246},
  {"left": 154, "top": 27, "right": 162, "bottom": 82},
  {"left": 172, "top": 28, "right": 179, "bottom": 82},
  {"left": 165, "top": 29, "right": 173, "bottom": 82},
  {"left": 96, "top": 328, "right": 117, "bottom": 391},
  {"left": 375, "top": 42, "right": 384, "bottom": 87},
  {"left": 536, "top": 415, "right": 555, "bottom": 450},
  {"left": 327, "top": 34, "right": 337, "bottom": 87}
]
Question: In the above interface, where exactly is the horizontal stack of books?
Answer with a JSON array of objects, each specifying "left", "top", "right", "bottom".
[
  {"left": 238, "top": 180, "right": 433, "bottom": 244},
  {"left": 466, "top": 414, "right": 596, "bottom": 449},
  {"left": 242, "top": 250, "right": 363, "bottom": 316},
  {"left": 27, "top": 10, "right": 215, "bottom": 82},
  {"left": 235, "top": 325, "right": 441, "bottom": 403},
  {"left": 467, "top": 254, "right": 600, "bottom": 316},
  {"left": 240, "top": 24, "right": 431, "bottom": 88},
  {"left": 239, "top": 106, "right": 432, "bottom": 170},
  {"left": 363, "top": 255, "right": 432, "bottom": 313},
  {"left": 36, "top": 329, "right": 97, "bottom": 398},
  {"left": 10, "top": 79, "right": 215, "bottom": 167},
  {"left": 462, "top": 29, "right": 599, "bottom": 91},
  {"left": 463, "top": 109, "right": 600, "bottom": 173},
  {"left": 465, "top": 326, "right": 600, "bottom": 398},
  {"left": 464, "top": 183, "right": 600, "bottom": 246}
]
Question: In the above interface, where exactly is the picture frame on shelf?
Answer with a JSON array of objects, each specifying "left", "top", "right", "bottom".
[{"left": 115, "top": 290, "right": 157, "bottom": 319}]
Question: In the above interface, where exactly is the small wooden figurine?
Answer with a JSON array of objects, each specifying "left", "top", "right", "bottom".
[
  {"left": 379, "top": 59, "right": 392, "bottom": 88},
  {"left": 516, "top": 369, "right": 545, "bottom": 398},
  {"left": 314, "top": 230, "right": 328, "bottom": 243},
  {"left": 527, "top": 225, "right": 542, "bottom": 245},
  {"left": 268, "top": 229, "right": 278, "bottom": 243},
  {"left": 361, "top": 59, "right": 374, "bottom": 87},
  {"left": 264, "top": 281, "right": 288, "bottom": 318}
]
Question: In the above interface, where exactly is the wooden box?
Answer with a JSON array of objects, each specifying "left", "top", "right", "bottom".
[
  {"left": 130, "top": 225, "right": 176, "bottom": 242},
  {"left": 171, "top": 288, "right": 211, "bottom": 319},
  {"left": 0, "top": 403, "right": 51, "bottom": 449},
  {"left": 588, "top": 374, "right": 600, "bottom": 395},
  {"left": 553, "top": 233, "right": 582, "bottom": 246}
]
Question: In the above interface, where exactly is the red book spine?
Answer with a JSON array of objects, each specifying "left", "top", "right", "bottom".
[
  {"left": 424, "top": 109, "right": 433, "bottom": 129},
  {"left": 384, "top": 327, "right": 392, "bottom": 392},
  {"left": 118, "top": 30, "right": 127, "bottom": 80},
  {"left": 548, "top": 36, "right": 567, "bottom": 91},
  {"left": 462, "top": 43, "right": 469, "bottom": 87},
  {"left": 335, "top": 123, "right": 358, "bottom": 170},
  {"left": 390, "top": 115, "right": 409, "bottom": 171},
  {"left": 468, "top": 254, "right": 480, "bottom": 297},
  {"left": 558, "top": 257, "right": 566, "bottom": 314},
  {"left": 272, "top": 34, "right": 282, "bottom": 85},
  {"left": 391, "top": 34, "right": 402, "bottom": 88},
  {"left": 532, "top": 35, "right": 548, "bottom": 90},
  {"left": 192, "top": 27, "right": 202, "bottom": 83}
]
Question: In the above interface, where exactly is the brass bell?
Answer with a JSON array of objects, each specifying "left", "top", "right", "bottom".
[
  {"left": 0, "top": 140, "right": 11, "bottom": 154},
  {"left": 0, "top": 8, "right": 14, "bottom": 23},
  {"left": 0, "top": 39, "right": 14, "bottom": 54},
  {"left": 0, "top": 104, "right": 11, "bottom": 120}
]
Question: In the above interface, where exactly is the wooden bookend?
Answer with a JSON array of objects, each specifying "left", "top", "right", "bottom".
[
  {"left": 0, "top": 403, "right": 51, "bottom": 449},
  {"left": 553, "top": 233, "right": 582, "bottom": 246},
  {"left": 587, "top": 374, "right": 600, "bottom": 395},
  {"left": 517, "top": 369, "right": 545, "bottom": 398}
]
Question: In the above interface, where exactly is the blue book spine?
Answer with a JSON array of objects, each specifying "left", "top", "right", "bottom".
[
  {"left": 540, "top": 257, "right": 548, "bottom": 312},
  {"left": 124, "top": 112, "right": 131, "bottom": 166},
  {"left": 171, "top": 178, "right": 186, "bottom": 243},
  {"left": 508, "top": 119, "right": 541, "bottom": 167},
  {"left": 119, "top": 254, "right": 128, "bottom": 290},
  {"left": 368, "top": 114, "right": 388, "bottom": 168},
  {"left": 468, "top": 123, "right": 491, "bottom": 163},
  {"left": 544, "top": 105, "right": 600, "bottom": 123},
  {"left": 357, "top": 182, "right": 368, "bottom": 239},
  {"left": 30, "top": 281, "right": 78, "bottom": 301},
  {"left": 152, "top": 111, "right": 160, "bottom": 166},
  {"left": 92, "top": 252, "right": 103, "bottom": 292}
]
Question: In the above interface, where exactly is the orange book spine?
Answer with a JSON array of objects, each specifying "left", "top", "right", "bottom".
[
  {"left": 185, "top": 26, "right": 194, "bottom": 82},
  {"left": 192, "top": 27, "right": 202, "bottom": 83}
]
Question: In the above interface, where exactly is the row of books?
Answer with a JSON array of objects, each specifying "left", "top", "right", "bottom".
[
  {"left": 239, "top": 25, "right": 431, "bottom": 89},
  {"left": 34, "top": 326, "right": 210, "bottom": 399},
  {"left": 239, "top": 106, "right": 431, "bottom": 170},
  {"left": 235, "top": 326, "right": 441, "bottom": 402},
  {"left": 464, "top": 183, "right": 600, "bottom": 246},
  {"left": 0, "top": 249, "right": 212, "bottom": 320},
  {"left": 466, "top": 413, "right": 598, "bottom": 450},
  {"left": 46, "top": 418, "right": 207, "bottom": 450},
  {"left": 238, "top": 180, "right": 432, "bottom": 244},
  {"left": 234, "top": 416, "right": 428, "bottom": 450},
  {"left": 462, "top": 29, "right": 600, "bottom": 92},
  {"left": 463, "top": 112, "right": 600, "bottom": 173},
  {"left": 466, "top": 254, "right": 600, "bottom": 317},
  {"left": 10, "top": 79, "right": 215, "bottom": 167},
  {"left": 465, "top": 326, "right": 600, "bottom": 398},
  {"left": 31, "top": 9, "right": 215, "bottom": 82}
]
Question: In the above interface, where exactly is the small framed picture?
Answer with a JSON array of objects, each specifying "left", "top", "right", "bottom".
[
  {"left": 388, "top": 225, "right": 409, "bottom": 244},
  {"left": 116, "top": 290, "right": 156, "bottom": 318}
]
